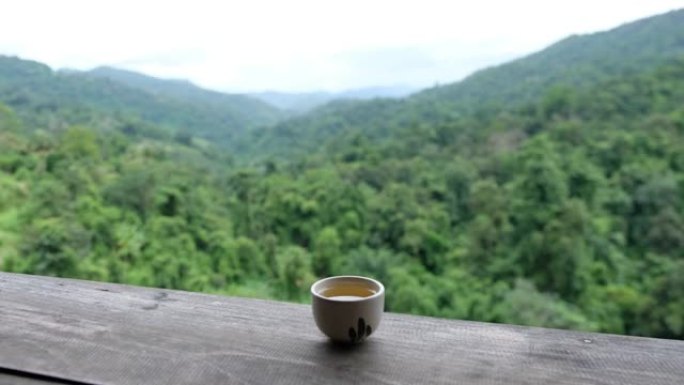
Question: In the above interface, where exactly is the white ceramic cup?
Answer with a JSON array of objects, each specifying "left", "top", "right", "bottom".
[{"left": 311, "top": 276, "right": 385, "bottom": 343}]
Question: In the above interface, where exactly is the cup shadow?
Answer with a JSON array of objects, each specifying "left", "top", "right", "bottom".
[
  {"left": 325, "top": 340, "right": 365, "bottom": 352},
  {"left": 309, "top": 337, "right": 385, "bottom": 382},
  {"left": 315, "top": 337, "right": 378, "bottom": 357}
]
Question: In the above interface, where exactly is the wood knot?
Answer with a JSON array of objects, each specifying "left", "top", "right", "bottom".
[
  {"left": 142, "top": 303, "right": 159, "bottom": 310},
  {"left": 154, "top": 292, "right": 169, "bottom": 301}
]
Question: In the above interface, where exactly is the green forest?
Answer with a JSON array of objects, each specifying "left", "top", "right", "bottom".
[{"left": 1, "top": 10, "right": 683, "bottom": 340}]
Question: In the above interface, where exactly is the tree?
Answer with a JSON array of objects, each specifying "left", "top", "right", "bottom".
[
  {"left": 493, "top": 279, "right": 596, "bottom": 331},
  {"left": 233, "top": 237, "right": 266, "bottom": 278},
  {"left": 60, "top": 126, "right": 99, "bottom": 160},
  {"left": 0, "top": 103, "right": 20, "bottom": 132},
  {"left": 276, "top": 246, "right": 314, "bottom": 300},
  {"left": 541, "top": 86, "right": 577, "bottom": 120},
  {"left": 311, "top": 227, "right": 341, "bottom": 277},
  {"left": 104, "top": 169, "right": 157, "bottom": 220},
  {"left": 386, "top": 267, "right": 438, "bottom": 316},
  {"left": 628, "top": 175, "right": 682, "bottom": 250},
  {"left": 444, "top": 160, "right": 476, "bottom": 225},
  {"left": 16, "top": 218, "right": 86, "bottom": 278},
  {"left": 638, "top": 261, "right": 684, "bottom": 338},
  {"left": 331, "top": 247, "right": 399, "bottom": 285}
]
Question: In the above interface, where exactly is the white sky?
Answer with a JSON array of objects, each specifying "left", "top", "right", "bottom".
[{"left": 0, "top": 0, "right": 681, "bottom": 92}]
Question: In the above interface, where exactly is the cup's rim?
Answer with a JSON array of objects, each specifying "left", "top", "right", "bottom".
[{"left": 311, "top": 275, "right": 385, "bottom": 302}]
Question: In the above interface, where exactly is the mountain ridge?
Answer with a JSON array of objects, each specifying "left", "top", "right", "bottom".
[
  {"left": 414, "top": 8, "right": 684, "bottom": 109},
  {"left": 241, "top": 8, "right": 684, "bottom": 161},
  {"left": 0, "top": 55, "right": 283, "bottom": 144}
]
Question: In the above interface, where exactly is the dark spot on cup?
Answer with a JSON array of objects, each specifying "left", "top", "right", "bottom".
[
  {"left": 349, "top": 327, "right": 357, "bottom": 341},
  {"left": 349, "top": 317, "right": 370, "bottom": 343}
]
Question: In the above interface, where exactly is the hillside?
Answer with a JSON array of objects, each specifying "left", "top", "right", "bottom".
[
  {"left": 414, "top": 8, "right": 684, "bottom": 110},
  {"left": 87, "top": 66, "right": 282, "bottom": 126},
  {"left": 0, "top": 56, "right": 283, "bottom": 144},
  {"left": 243, "top": 9, "right": 684, "bottom": 160}
]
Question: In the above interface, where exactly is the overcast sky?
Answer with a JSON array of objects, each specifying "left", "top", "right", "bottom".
[{"left": 0, "top": 1, "right": 681, "bottom": 93}]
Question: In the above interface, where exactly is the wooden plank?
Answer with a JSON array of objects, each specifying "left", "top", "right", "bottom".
[
  {"left": 0, "top": 368, "right": 91, "bottom": 385},
  {"left": 0, "top": 272, "right": 683, "bottom": 385},
  {"left": 0, "top": 373, "right": 56, "bottom": 385}
]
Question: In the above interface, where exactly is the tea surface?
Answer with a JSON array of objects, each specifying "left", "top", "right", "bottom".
[
  {"left": 326, "top": 295, "right": 365, "bottom": 301},
  {"left": 321, "top": 285, "right": 376, "bottom": 299}
]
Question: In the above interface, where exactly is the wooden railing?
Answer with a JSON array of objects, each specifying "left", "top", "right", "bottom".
[{"left": 1, "top": 272, "right": 683, "bottom": 384}]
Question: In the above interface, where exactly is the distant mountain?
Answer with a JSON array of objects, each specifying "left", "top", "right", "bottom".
[
  {"left": 87, "top": 66, "right": 282, "bottom": 123},
  {"left": 250, "top": 91, "right": 331, "bottom": 112},
  {"left": 414, "top": 8, "right": 684, "bottom": 112},
  {"left": 0, "top": 57, "right": 283, "bottom": 143},
  {"left": 243, "top": 9, "right": 684, "bottom": 160},
  {"left": 251, "top": 86, "right": 416, "bottom": 112},
  {"left": 85, "top": 66, "right": 284, "bottom": 136}
]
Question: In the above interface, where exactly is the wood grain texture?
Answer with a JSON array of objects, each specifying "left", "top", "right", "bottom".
[{"left": 1, "top": 272, "right": 683, "bottom": 385}]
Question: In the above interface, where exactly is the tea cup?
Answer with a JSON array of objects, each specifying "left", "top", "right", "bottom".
[{"left": 311, "top": 276, "right": 385, "bottom": 343}]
